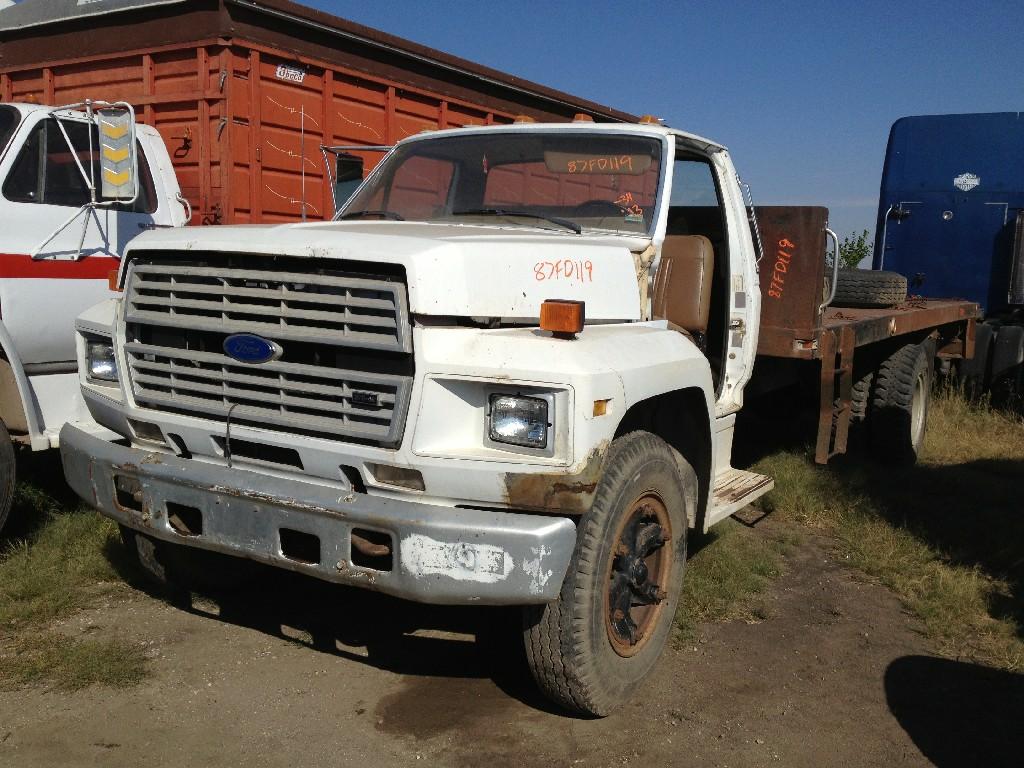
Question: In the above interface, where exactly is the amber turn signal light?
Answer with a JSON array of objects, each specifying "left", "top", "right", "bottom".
[
  {"left": 108, "top": 269, "right": 122, "bottom": 292},
  {"left": 540, "top": 300, "right": 585, "bottom": 339}
]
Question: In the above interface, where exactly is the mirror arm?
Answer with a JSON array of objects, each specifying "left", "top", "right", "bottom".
[{"left": 30, "top": 203, "right": 93, "bottom": 260}]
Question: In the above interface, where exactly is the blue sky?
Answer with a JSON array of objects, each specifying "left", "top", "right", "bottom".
[{"left": 310, "top": 0, "right": 1023, "bottom": 242}]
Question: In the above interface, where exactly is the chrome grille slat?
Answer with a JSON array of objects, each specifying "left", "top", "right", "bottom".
[
  {"left": 133, "top": 278, "right": 398, "bottom": 311},
  {"left": 126, "top": 263, "right": 411, "bottom": 354},
  {"left": 123, "top": 259, "right": 412, "bottom": 446},
  {"left": 123, "top": 311, "right": 399, "bottom": 350},
  {"left": 128, "top": 357, "right": 397, "bottom": 404},
  {"left": 129, "top": 296, "right": 400, "bottom": 330}
]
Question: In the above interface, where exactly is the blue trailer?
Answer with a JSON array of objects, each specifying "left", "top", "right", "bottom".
[{"left": 873, "top": 112, "right": 1024, "bottom": 398}]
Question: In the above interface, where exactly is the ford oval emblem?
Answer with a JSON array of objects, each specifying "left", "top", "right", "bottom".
[{"left": 223, "top": 334, "right": 282, "bottom": 364}]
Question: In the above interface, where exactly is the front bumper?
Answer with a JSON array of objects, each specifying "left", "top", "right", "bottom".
[{"left": 60, "top": 424, "right": 576, "bottom": 605}]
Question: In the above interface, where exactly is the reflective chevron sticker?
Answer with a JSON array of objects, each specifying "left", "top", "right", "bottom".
[{"left": 97, "top": 107, "right": 135, "bottom": 200}]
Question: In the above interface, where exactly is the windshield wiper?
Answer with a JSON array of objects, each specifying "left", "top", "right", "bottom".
[
  {"left": 339, "top": 209, "right": 405, "bottom": 221},
  {"left": 452, "top": 208, "right": 581, "bottom": 234}
]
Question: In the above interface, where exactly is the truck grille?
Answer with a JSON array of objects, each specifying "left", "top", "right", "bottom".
[{"left": 123, "top": 258, "right": 413, "bottom": 446}]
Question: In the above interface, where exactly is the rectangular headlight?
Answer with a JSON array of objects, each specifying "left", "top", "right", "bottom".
[
  {"left": 86, "top": 339, "right": 118, "bottom": 383},
  {"left": 488, "top": 394, "right": 549, "bottom": 449}
]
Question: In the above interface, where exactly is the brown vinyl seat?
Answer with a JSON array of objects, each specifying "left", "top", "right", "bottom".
[{"left": 652, "top": 234, "right": 715, "bottom": 338}]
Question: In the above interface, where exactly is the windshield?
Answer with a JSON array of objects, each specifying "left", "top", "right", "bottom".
[
  {"left": 0, "top": 106, "right": 21, "bottom": 157},
  {"left": 339, "top": 131, "right": 665, "bottom": 236}
]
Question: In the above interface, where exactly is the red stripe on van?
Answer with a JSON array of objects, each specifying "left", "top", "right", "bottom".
[{"left": 0, "top": 253, "right": 120, "bottom": 279}]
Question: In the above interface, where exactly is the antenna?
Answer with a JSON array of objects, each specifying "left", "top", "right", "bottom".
[{"left": 300, "top": 104, "right": 306, "bottom": 222}]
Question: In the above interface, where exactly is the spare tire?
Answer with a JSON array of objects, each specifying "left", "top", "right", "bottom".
[{"left": 832, "top": 269, "right": 907, "bottom": 308}]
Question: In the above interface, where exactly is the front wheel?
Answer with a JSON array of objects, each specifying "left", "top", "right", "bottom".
[{"left": 522, "top": 432, "right": 693, "bottom": 716}]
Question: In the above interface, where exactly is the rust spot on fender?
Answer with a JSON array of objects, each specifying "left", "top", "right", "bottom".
[{"left": 503, "top": 442, "right": 608, "bottom": 514}]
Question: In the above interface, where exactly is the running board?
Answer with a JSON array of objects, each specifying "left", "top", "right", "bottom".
[{"left": 704, "top": 468, "right": 775, "bottom": 531}]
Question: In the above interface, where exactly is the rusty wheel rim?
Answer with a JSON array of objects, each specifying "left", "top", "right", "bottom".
[{"left": 604, "top": 492, "right": 673, "bottom": 658}]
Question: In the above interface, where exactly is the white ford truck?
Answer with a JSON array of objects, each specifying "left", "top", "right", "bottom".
[
  {"left": 0, "top": 100, "right": 186, "bottom": 530},
  {"left": 60, "top": 119, "right": 976, "bottom": 715}
]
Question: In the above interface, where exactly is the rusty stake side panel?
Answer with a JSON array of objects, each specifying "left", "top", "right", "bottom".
[
  {"left": 0, "top": 42, "right": 516, "bottom": 226},
  {"left": 0, "top": 0, "right": 635, "bottom": 226}
]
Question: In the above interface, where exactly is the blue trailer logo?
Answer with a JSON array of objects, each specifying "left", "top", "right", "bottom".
[{"left": 953, "top": 172, "right": 980, "bottom": 191}]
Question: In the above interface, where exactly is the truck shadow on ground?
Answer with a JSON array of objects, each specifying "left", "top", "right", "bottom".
[
  {"left": 103, "top": 525, "right": 722, "bottom": 724},
  {"left": 834, "top": 455, "right": 1024, "bottom": 639},
  {"left": 734, "top": 391, "right": 1024, "bottom": 642},
  {"left": 885, "top": 655, "right": 1024, "bottom": 768},
  {"left": 106, "top": 542, "right": 579, "bottom": 716}
]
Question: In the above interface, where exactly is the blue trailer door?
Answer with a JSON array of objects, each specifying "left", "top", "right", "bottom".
[{"left": 883, "top": 195, "right": 1011, "bottom": 304}]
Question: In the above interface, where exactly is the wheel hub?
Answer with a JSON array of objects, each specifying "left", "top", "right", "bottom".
[{"left": 604, "top": 496, "right": 673, "bottom": 657}]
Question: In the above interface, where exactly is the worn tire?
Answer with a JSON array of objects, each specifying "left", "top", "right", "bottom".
[
  {"left": 832, "top": 269, "right": 907, "bottom": 308},
  {"left": 837, "top": 368, "right": 873, "bottom": 424},
  {"left": 522, "top": 432, "right": 692, "bottom": 716},
  {"left": 0, "top": 420, "right": 14, "bottom": 535},
  {"left": 869, "top": 343, "right": 931, "bottom": 465},
  {"left": 119, "top": 525, "right": 254, "bottom": 593}
]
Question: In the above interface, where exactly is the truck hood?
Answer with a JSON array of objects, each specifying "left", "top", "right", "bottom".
[{"left": 126, "top": 221, "right": 645, "bottom": 320}]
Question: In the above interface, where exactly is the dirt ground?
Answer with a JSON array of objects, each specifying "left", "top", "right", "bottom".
[{"left": 1, "top": 518, "right": 1020, "bottom": 768}]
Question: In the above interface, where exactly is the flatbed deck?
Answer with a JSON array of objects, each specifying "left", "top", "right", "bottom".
[
  {"left": 758, "top": 298, "right": 979, "bottom": 360},
  {"left": 751, "top": 205, "right": 980, "bottom": 464}
]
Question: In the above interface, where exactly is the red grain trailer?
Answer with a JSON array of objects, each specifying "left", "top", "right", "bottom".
[{"left": 0, "top": 0, "right": 636, "bottom": 225}]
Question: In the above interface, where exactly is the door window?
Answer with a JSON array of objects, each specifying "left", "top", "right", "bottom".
[{"left": 2, "top": 118, "right": 156, "bottom": 212}]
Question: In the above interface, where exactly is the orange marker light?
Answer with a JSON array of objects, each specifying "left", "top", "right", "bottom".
[
  {"left": 108, "top": 269, "right": 122, "bottom": 292},
  {"left": 513, "top": 114, "right": 536, "bottom": 124},
  {"left": 638, "top": 114, "right": 660, "bottom": 125},
  {"left": 573, "top": 113, "right": 595, "bottom": 123},
  {"left": 540, "top": 299, "right": 585, "bottom": 339}
]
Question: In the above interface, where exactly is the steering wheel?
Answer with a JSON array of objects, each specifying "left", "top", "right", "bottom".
[{"left": 575, "top": 199, "right": 629, "bottom": 217}]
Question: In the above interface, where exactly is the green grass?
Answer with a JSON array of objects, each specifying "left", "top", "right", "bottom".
[
  {"left": 755, "top": 387, "right": 1024, "bottom": 671},
  {"left": 672, "top": 387, "right": 1024, "bottom": 672},
  {"left": 674, "top": 519, "right": 789, "bottom": 642},
  {"left": 0, "top": 467, "right": 148, "bottom": 691}
]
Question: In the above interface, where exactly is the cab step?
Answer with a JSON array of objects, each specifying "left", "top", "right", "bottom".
[{"left": 704, "top": 468, "right": 775, "bottom": 531}]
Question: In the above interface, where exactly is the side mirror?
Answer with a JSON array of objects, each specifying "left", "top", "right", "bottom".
[
  {"left": 31, "top": 100, "right": 140, "bottom": 260},
  {"left": 96, "top": 105, "right": 137, "bottom": 203}
]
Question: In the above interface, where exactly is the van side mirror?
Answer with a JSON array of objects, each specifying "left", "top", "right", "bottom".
[
  {"left": 30, "top": 100, "right": 140, "bottom": 260},
  {"left": 96, "top": 106, "right": 137, "bottom": 203}
]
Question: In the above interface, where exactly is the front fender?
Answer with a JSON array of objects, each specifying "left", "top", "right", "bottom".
[{"left": 413, "top": 322, "right": 714, "bottom": 511}]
